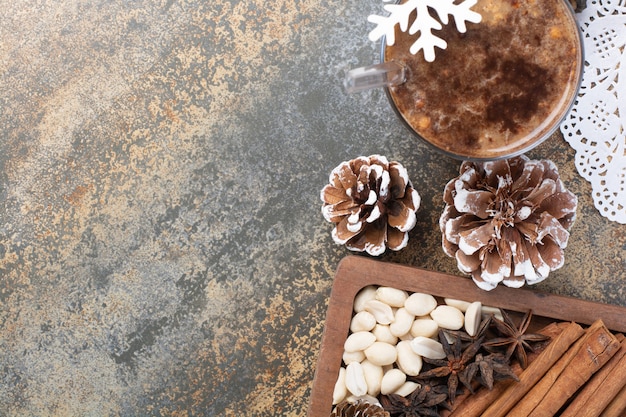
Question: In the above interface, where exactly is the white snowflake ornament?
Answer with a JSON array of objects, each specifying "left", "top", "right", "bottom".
[{"left": 368, "top": 0, "right": 482, "bottom": 62}]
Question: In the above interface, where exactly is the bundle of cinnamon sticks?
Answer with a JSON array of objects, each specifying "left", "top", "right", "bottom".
[{"left": 444, "top": 319, "right": 626, "bottom": 417}]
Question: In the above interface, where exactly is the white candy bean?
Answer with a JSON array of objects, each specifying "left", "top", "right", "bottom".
[
  {"left": 404, "top": 292, "right": 438, "bottom": 316},
  {"left": 465, "top": 301, "right": 482, "bottom": 337},
  {"left": 345, "top": 362, "right": 368, "bottom": 397},
  {"left": 442, "top": 331, "right": 456, "bottom": 345},
  {"left": 350, "top": 311, "right": 377, "bottom": 332},
  {"left": 364, "top": 342, "right": 397, "bottom": 366},
  {"left": 353, "top": 286, "right": 378, "bottom": 313},
  {"left": 430, "top": 305, "right": 464, "bottom": 330},
  {"left": 380, "top": 369, "right": 407, "bottom": 395},
  {"left": 372, "top": 324, "right": 398, "bottom": 345},
  {"left": 332, "top": 367, "right": 347, "bottom": 405},
  {"left": 344, "top": 331, "right": 376, "bottom": 352},
  {"left": 342, "top": 350, "right": 366, "bottom": 364},
  {"left": 410, "top": 336, "right": 446, "bottom": 360},
  {"left": 361, "top": 359, "right": 384, "bottom": 397},
  {"left": 394, "top": 381, "right": 421, "bottom": 397},
  {"left": 390, "top": 308, "right": 415, "bottom": 337},
  {"left": 399, "top": 333, "right": 413, "bottom": 341},
  {"left": 376, "top": 287, "right": 408, "bottom": 307},
  {"left": 444, "top": 298, "right": 471, "bottom": 312},
  {"left": 410, "top": 318, "right": 439, "bottom": 338},
  {"left": 396, "top": 340, "right": 423, "bottom": 376},
  {"left": 364, "top": 299, "right": 395, "bottom": 324},
  {"left": 482, "top": 305, "right": 504, "bottom": 321}
]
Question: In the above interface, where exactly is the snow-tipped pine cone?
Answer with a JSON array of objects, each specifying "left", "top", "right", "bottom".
[
  {"left": 439, "top": 155, "right": 577, "bottom": 291},
  {"left": 331, "top": 400, "right": 390, "bottom": 417},
  {"left": 321, "top": 155, "right": 420, "bottom": 256}
]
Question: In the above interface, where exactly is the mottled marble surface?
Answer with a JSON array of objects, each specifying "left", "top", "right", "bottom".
[{"left": 1, "top": 0, "right": 624, "bottom": 415}]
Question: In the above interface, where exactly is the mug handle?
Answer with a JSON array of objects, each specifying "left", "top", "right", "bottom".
[{"left": 343, "top": 61, "right": 406, "bottom": 94}]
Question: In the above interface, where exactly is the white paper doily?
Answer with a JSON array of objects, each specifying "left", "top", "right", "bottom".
[{"left": 560, "top": 0, "right": 626, "bottom": 224}]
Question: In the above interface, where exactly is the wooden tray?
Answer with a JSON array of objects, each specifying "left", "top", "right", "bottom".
[{"left": 308, "top": 256, "right": 626, "bottom": 417}]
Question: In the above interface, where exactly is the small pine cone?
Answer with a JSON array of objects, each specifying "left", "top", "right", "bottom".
[
  {"left": 439, "top": 155, "right": 577, "bottom": 291},
  {"left": 321, "top": 155, "right": 420, "bottom": 256},
  {"left": 331, "top": 399, "right": 390, "bottom": 417}
]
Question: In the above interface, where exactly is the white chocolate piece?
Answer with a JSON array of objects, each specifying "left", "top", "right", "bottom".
[
  {"left": 343, "top": 350, "right": 366, "bottom": 364},
  {"left": 430, "top": 305, "right": 464, "bottom": 330},
  {"left": 398, "top": 332, "right": 414, "bottom": 341},
  {"left": 390, "top": 308, "right": 415, "bottom": 337},
  {"left": 396, "top": 340, "right": 423, "bottom": 376},
  {"left": 364, "top": 299, "right": 395, "bottom": 324},
  {"left": 394, "top": 381, "right": 421, "bottom": 397},
  {"left": 332, "top": 367, "right": 348, "bottom": 405},
  {"left": 353, "top": 286, "right": 378, "bottom": 313},
  {"left": 444, "top": 298, "right": 471, "bottom": 312},
  {"left": 410, "top": 336, "right": 446, "bottom": 360},
  {"left": 404, "top": 292, "right": 438, "bottom": 316},
  {"left": 350, "top": 311, "right": 377, "bottom": 332},
  {"left": 344, "top": 331, "right": 376, "bottom": 352},
  {"left": 364, "top": 341, "right": 397, "bottom": 366},
  {"left": 345, "top": 362, "right": 368, "bottom": 397},
  {"left": 410, "top": 318, "right": 439, "bottom": 338},
  {"left": 372, "top": 324, "right": 398, "bottom": 345},
  {"left": 376, "top": 286, "right": 408, "bottom": 307},
  {"left": 361, "top": 359, "right": 384, "bottom": 397},
  {"left": 482, "top": 305, "right": 504, "bottom": 321},
  {"left": 380, "top": 368, "right": 407, "bottom": 395},
  {"left": 442, "top": 331, "right": 456, "bottom": 345},
  {"left": 464, "top": 301, "right": 482, "bottom": 337}
]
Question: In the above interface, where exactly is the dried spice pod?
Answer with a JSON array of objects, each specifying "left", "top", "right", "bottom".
[
  {"left": 482, "top": 309, "right": 550, "bottom": 369},
  {"left": 462, "top": 352, "right": 519, "bottom": 391},
  {"left": 321, "top": 155, "right": 420, "bottom": 256},
  {"left": 439, "top": 156, "right": 577, "bottom": 290},
  {"left": 380, "top": 382, "right": 448, "bottom": 417},
  {"left": 417, "top": 330, "right": 484, "bottom": 404}
]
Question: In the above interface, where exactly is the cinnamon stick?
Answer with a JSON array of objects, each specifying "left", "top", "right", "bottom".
[
  {"left": 560, "top": 334, "right": 626, "bottom": 417},
  {"left": 508, "top": 320, "right": 610, "bottom": 416},
  {"left": 599, "top": 383, "right": 626, "bottom": 417},
  {"left": 569, "top": 341, "right": 626, "bottom": 417},
  {"left": 526, "top": 320, "right": 621, "bottom": 417},
  {"left": 446, "top": 321, "right": 567, "bottom": 417},
  {"left": 479, "top": 321, "right": 585, "bottom": 417}
]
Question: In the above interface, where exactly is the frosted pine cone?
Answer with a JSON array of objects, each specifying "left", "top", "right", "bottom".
[
  {"left": 331, "top": 400, "right": 390, "bottom": 417},
  {"left": 439, "top": 156, "right": 577, "bottom": 291},
  {"left": 321, "top": 155, "right": 420, "bottom": 256}
]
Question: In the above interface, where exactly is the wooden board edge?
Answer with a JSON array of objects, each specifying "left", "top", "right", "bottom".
[{"left": 308, "top": 256, "right": 626, "bottom": 417}]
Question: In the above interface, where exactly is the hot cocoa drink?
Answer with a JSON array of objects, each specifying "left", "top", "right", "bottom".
[{"left": 384, "top": 0, "right": 582, "bottom": 160}]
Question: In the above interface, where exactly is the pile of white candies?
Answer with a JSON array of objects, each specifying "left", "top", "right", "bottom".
[{"left": 332, "top": 285, "right": 504, "bottom": 405}]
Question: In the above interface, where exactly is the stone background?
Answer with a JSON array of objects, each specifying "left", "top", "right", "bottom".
[{"left": 1, "top": 0, "right": 624, "bottom": 415}]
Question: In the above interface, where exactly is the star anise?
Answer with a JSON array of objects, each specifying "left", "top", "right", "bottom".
[
  {"left": 482, "top": 309, "right": 550, "bottom": 369},
  {"left": 462, "top": 352, "right": 519, "bottom": 390},
  {"left": 416, "top": 330, "right": 483, "bottom": 403},
  {"left": 444, "top": 315, "right": 493, "bottom": 349},
  {"left": 380, "top": 382, "right": 448, "bottom": 417}
]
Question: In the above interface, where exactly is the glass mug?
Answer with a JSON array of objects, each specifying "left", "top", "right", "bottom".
[{"left": 345, "top": 0, "right": 583, "bottom": 161}]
